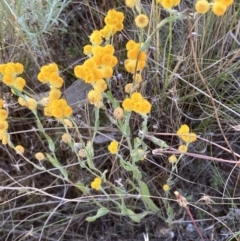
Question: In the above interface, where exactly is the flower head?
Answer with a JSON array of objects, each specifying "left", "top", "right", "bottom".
[
  {"left": 163, "top": 184, "right": 170, "bottom": 192},
  {"left": 113, "top": 107, "right": 124, "bottom": 120},
  {"left": 212, "top": 2, "right": 227, "bottom": 16},
  {"left": 125, "top": 83, "right": 134, "bottom": 94},
  {"left": 0, "top": 109, "right": 8, "bottom": 121},
  {"left": 135, "top": 14, "right": 149, "bottom": 28},
  {"left": 125, "top": 0, "right": 137, "bottom": 7},
  {"left": 62, "top": 133, "right": 72, "bottom": 143},
  {"left": 87, "top": 89, "right": 102, "bottom": 106},
  {"left": 108, "top": 140, "right": 119, "bottom": 154},
  {"left": 168, "top": 154, "right": 177, "bottom": 163},
  {"left": 90, "top": 30, "right": 103, "bottom": 45},
  {"left": 195, "top": 0, "right": 210, "bottom": 14},
  {"left": 91, "top": 177, "right": 102, "bottom": 191},
  {"left": 178, "top": 144, "right": 188, "bottom": 153},
  {"left": 15, "top": 145, "right": 25, "bottom": 154},
  {"left": 0, "top": 120, "right": 8, "bottom": 131},
  {"left": 35, "top": 152, "right": 45, "bottom": 161}
]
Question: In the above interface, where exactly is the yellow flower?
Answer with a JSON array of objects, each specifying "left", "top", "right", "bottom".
[
  {"left": 83, "top": 45, "right": 93, "bottom": 55},
  {"left": 47, "top": 63, "right": 58, "bottom": 72},
  {"left": 163, "top": 184, "right": 170, "bottom": 192},
  {"left": 91, "top": 177, "right": 102, "bottom": 191},
  {"left": 178, "top": 144, "right": 188, "bottom": 153},
  {"left": 78, "top": 149, "right": 87, "bottom": 158},
  {"left": 177, "top": 124, "right": 189, "bottom": 136},
  {"left": 195, "top": 0, "right": 210, "bottom": 14},
  {"left": 14, "top": 63, "right": 24, "bottom": 74},
  {"left": 168, "top": 154, "right": 177, "bottom": 163},
  {"left": 93, "top": 79, "right": 107, "bottom": 92},
  {"left": 5, "top": 64, "right": 15, "bottom": 75},
  {"left": 35, "top": 152, "right": 45, "bottom": 161},
  {"left": 126, "top": 40, "right": 140, "bottom": 50},
  {"left": 100, "top": 25, "right": 114, "bottom": 39},
  {"left": 113, "top": 107, "right": 124, "bottom": 120},
  {"left": 1, "top": 133, "right": 9, "bottom": 145},
  {"left": 49, "top": 88, "right": 61, "bottom": 101},
  {"left": 0, "top": 109, "right": 8, "bottom": 121},
  {"left": 87, "top": 89, "right": 102, "bottom": 105},
  {"left": 18, "top": 97, "right": 27, "bottom": 106},
  {"left": 131, "top": 92, "right": 143, "bottom": 102},
  {"left": 62, "top": 133, "right": 71, "bottom": 143},
  {"left": 101, "top": 66, "right": 113, "bottom": 78},
  {"left": 212, "top": 2, "right": 227, "bottom": 16},
  {"left": 125, "top": 0, "right": 137, "bottom": 7},
  {"left": 139, "top": 99, "right": 152, "bottom": 115},
  {"left": 18, "top": 97, "right": 37, "bottom": 111},
  {"left": 3, "top": 74, "right": 14, "bottom": 85},
  {"left": 177, "top": 124, "right": 197, "bottom": 143},
  {"left": 52, "top": 108, "right": 64, "bottom": 119},
  {"left": 0, "top": 120, "right": 8, "bottom": 131},
  {"left": 90, "top": 30, "right": 103, "bottom": 45},
  {"left": 13, "top": 77, "right": 26, "bottom": 92},
  {"left": 26, "top": 98, "right": 37, "bottom": 110},
  {"left": 135, "top": 14, "right": 149, "bottom": 28},
  {"left": 15, "top": 145, "right": 25, "bottom": 154},
  {"left": 127, "top": 48, "right": 140, "bottom": 60},
  {"left": 63, "top": 106, "right": 73, "bottom": 117},
  {"left": 104, "top": 9, "right": 124, "bottom": 34},
  {"left": 133, "top": 74, "right": 142, "bottom": 83},
  {"left": 218, "top": 0, "right": 233, "bottom": 6},
  {"left": 49, "top": 73, "right": 64, "bottom": 89},
  {"left": 122, "top": 98, "right": 133, "bottom": 111},
  {"left": 125, "top": 83, "right": 133, "bottom": 94},
  {"left": 108, "top": 140, "right": 119, "bottom": 154},
  {"left": 160, "top": 0, "right": 174, "bottom": 9}
]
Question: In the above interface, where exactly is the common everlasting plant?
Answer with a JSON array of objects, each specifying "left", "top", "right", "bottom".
[{"left": 0, "top": 0, "right": 236, "bottom": 239}]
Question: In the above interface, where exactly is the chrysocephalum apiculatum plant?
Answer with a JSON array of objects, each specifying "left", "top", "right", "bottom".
[{"left": 0, "top": 0, "right": 234, "bottom": 227}]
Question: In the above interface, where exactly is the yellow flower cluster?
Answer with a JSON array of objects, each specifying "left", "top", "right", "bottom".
[
  {"left": 167, "top": 124, "right": 196, "bottom": 163},
  {"left": 91, "top": 177, "right": 102, "bottom": 191},
  {"left": 37, "top": 63, "right": 64, "bottom": 89},
  {"left": 103, "top": 9, "right": 124, "bottom": 36},
  {"left": 44, "top": 98, "right": 72, "bottom": 119},
  {"left": 0, "top": 99, "right": 9, "bottom": 145},
  {"left": 156, "top": 0, "right": 181, "bottom": 9},
  {"left": 18, "top": 96, "right": 37, "bottom": 111},
  {"left": 195, "top": 0, "right": 233, "bottom": 16},
  {"left": 75, "top": 45, "right": 118, "bottom": 84},
  {"left": 124, "top": 40, "right": 147, "bottom": 74},
  {"left": 122, "top": 92, "right": 151, "bottom": 115},
  {"left": 75, "top": 10, "right": 124, "bottom": 107},
  {"left": 0, "top": 62, "right": 26, "bottom": 93},
  {"left": 37, "top": 64, "right": 73, "bottom": 119},
  {"left": 89, "top": 9, "right": 124, "bottom": 45},
  {"left": 177, "top": 124, "right": 197, "bottom": 143}
]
